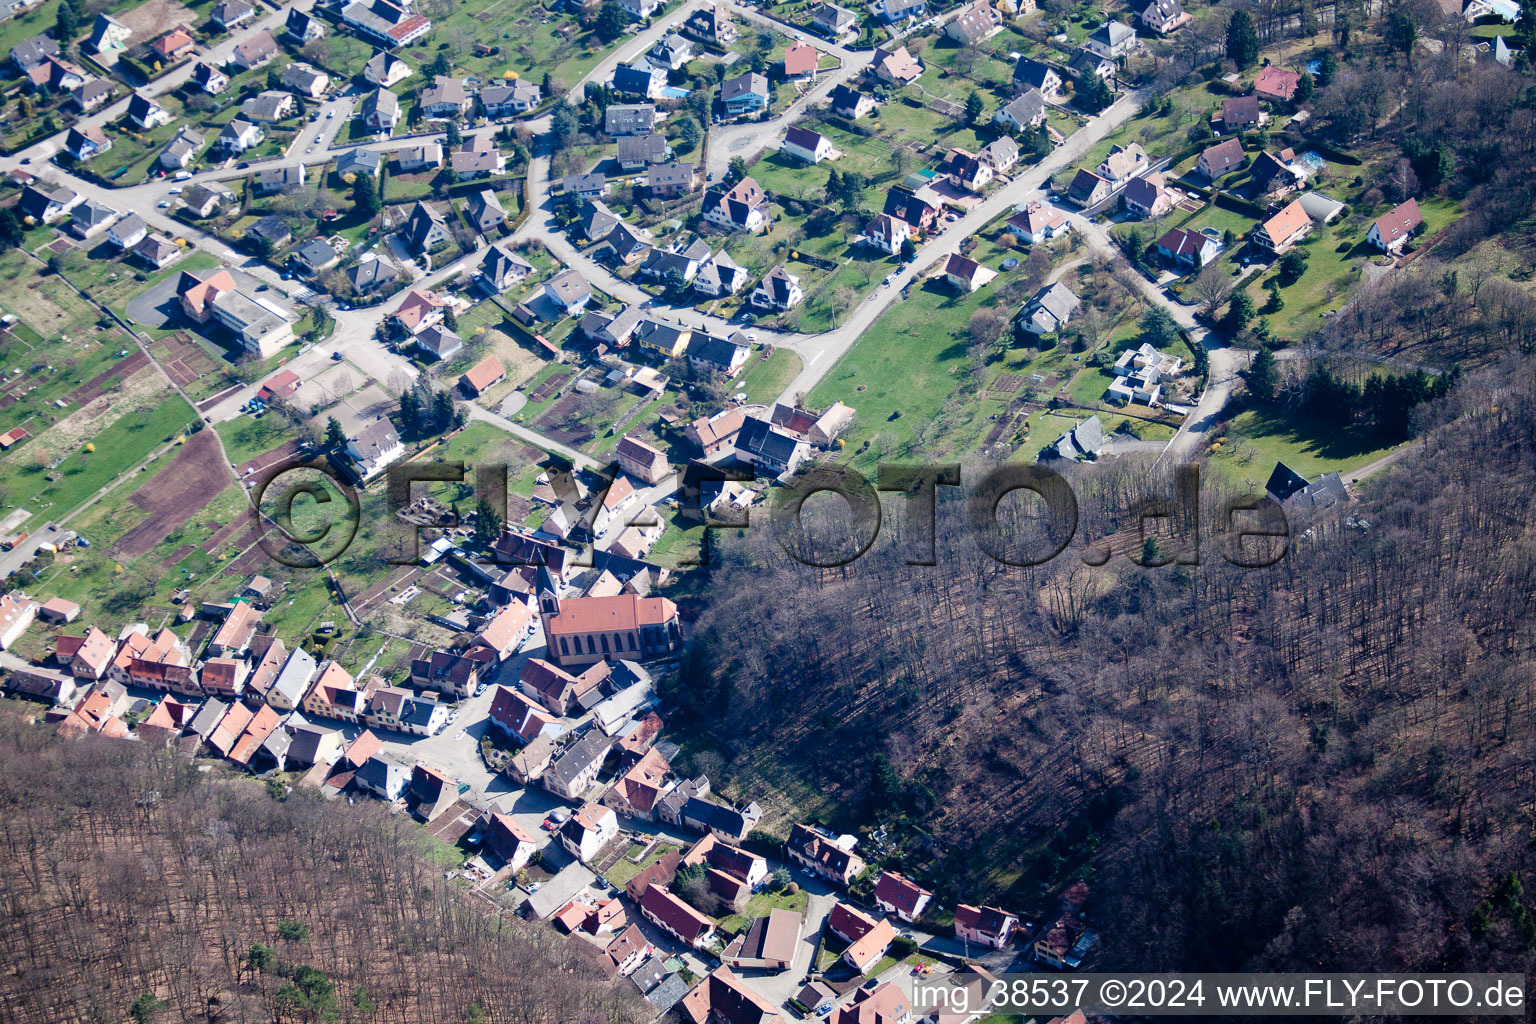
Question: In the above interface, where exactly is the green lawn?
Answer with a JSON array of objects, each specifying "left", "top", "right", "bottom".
[
  {"left": 216, "top": 413, "right": 300, "bottom": 466},
  {"left": 737, "top": 347, "right": 803, "bottom": 404},
  {"left": 717, "top": 886, "right": 811, "bottom": 936},
  {"left": 1211, "top": 405, "right": 1397, "bottom": 490}
]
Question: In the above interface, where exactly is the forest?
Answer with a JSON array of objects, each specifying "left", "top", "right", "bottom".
[
  {"left": 670, "top": 349, "right": 1536, "bottom": 976},
  {"left": 0, "top": 722, "right": 649, "bottom": 1024}
]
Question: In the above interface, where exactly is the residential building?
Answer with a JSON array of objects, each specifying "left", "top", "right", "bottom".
[
  {"left": 486, "top": 812, "right": 538, "bottom": 871},
  {"left": 417, "top": 324, "right": 463, "bottom": 362},
  {"left": 1066, "top": 168, "right": 1111, "bottom": 207},
  {"left": 134, "top": 235, "right": 181, "bottom": 271},
  {"left": 181, "top": 182, "right": 235, "bottom": 218},
  {"left": 702, "top": 177, "right": 769, "bottom": 233},
  {"left": 489, "top": 684, "right": 564, "bottom": 743},
  {"left": 1122, "top": 171, "right": 1174, "bottom": 218},
  {"left": 954, "top": 904, "right": 1020, "bottom": 949},
  {"left": 981, "top": 135, "right": 1019, "bottom": 173},
  {"left": 563, "top": 171, "right": 609, "bottom": 199},
  {"left": 67, "top": 200, "right": 116, "bottom": 240},
  {"left": 336, "top": 147, "right": 381, "bottom": 178},
  {"left": 267, "top": 646, "right": 317, "bottom": 711},
  {"left": 615, "top": 434, "right": 669, "bottom": 484},
  {"left": 286, "top": 8, "right": 325, "bottom": 42},
  {"left": 72, "top": 78, "right": 113, "bottom": 112},
  {"left": 207, "top": 601, "right": 261, "bottom": 657},
  {"left": 1139, "top": 0, "right": 1190, "bottom": 33},
  {"left": 947, "top": 0, "right": 1001, "bottom": 44},
  {"left": 783, "top": 125, "right": 834, "bottom": 164},
  {"left": 1017, "top": 280, "right": 1081, "bottom": 335},
  {"left": 1368, "top": 198, "right": 1422, "bottom": 254},
  {"left": 200, "top": 657, "right": 249, "bottom": 699},
  {"left": 946, "top": 147, "right": 993, "bottom": 192},
  {"left": 545, "top": 269, "right": 593, "bottom": 312},
  {"left": 611, "top": 58, "right": 667, "bottom": 100},
  {"left": 345, "top": 418, "right": 403, "bottom": 479},
  {"left": 1197, "top": 137, "right": 1245, "bottom": 180},
  {"left": 214, "top": 118, "right": 264, "bottom": 156},
  {"left": 395, "top": 141, "right": 442, "bottom": 172},
  {"left": 458, "top": 355, "right": 506, "bottom": 397},
  {"left": 1220, "top": 94, "right": 1264, "bottom": 131},
  {"left": 1250, "top": 149, "right": 1308, "bottom": 195},
  {"left": 620, "top": 0, "right": 659, "bottom": 17},
  {"left": 421, "top": 75, "right": 472, "bottom": 118},
  {"left": 410, "top": 650, "right": 481, "bottom": 699},
  {"left": 192, "top": 61, "right": 229, "bottom": 93},
  {"left": 945, "top": 252, "right": 995, "bottom": 292},
  {"left": 355, "top": 754, "right": 410, "bottom": 800},
  {"left": 1096, "top": 142, "right": 1147, "bottom": 182},
  {"left": 254, "top": 164, "right": 305, "bottom": 196},
  {"left": 1048, "top": 414, "right": 1105, "bottom": 461},
  {"left": 210, "top": 0, "right": 256, "bottom": 30},
  {"left": 476, "top": 243, "right": 533, "bottom": 294},
  {"left": 1254, "top": 198, "right": 1313, "bottom": 253},
  {"left": 618, "top": 133, "right": 671, "bottom": 170},
  {"left": 10, "top": 34, "right": 59, "bottom": 75},
  {"left": 831, "top": 983, "right": 910, "bottom": 1024},
  {"left": 1084, "top": 20, "right": 1136, "bottom": 58},
  {"left": 677, "top": 966, "right": 780, "bottom": 1023},
  {"left": 649, "top": 32, "right": 694, "bottom": 69},
  {"left": 786, "top": 823, "right": 864, "bottom": 885},
  {"left": 65, "top": 125, "right": 111, "bottom": 162},
  {"left": 349, "top": 256, "right": 401, "bottom": 294},
  {"left": 241, "top": 90, "right": 295, "bottom": 122},
  {"left": 692, "top": 250, "right": 749, "bottom": 297},
  {"left": 605, "top": 103, "right": 657, "bottom": 136},
  {"left": 127, "top": 92, "right": 172, "bottom": 130},
  {"left": 281, "top": 62, "right": 330, "bottom": 98},
  {"left": 1070, "top": 46, "right": 1116, "bottom": 80},
  {"left": 751, "top": 266, "right": 802, "bottom": 311},
  {"left": 734, "top": 416, "right": 807, "bottom": 476},
  {"left": 481, "top": 79, "right": 540, "bottom": 116},
  {"left": 87, "top": 13, "right": 131, "bottom": 56},
  {"left": 639, "top": 885, "right": 716, "bottom": 947},
  {"left": 720, "top": 72, "right": 769, "bottom": 116},
  {"left": 722, "top": 908, "right": 802, "bottom": 971},
  {"left": 873, "top": 0, "right": 926, "bottom": 22},
  {"left": 810, "top": 2, "right": 858, "bottom": 36},
  {"left": 107, "top": 213, "right": 147, "bottom": 249},
  {"left": 0, "top": 593, "right": 35, "bottom": 650},
  {"left": 1155, "top": 226, "right": 1222, "bottom": 269},
  {"left": 158, "top": 127, "right": 204, "bottom": 170},
  {"left": 871, "top": 44, "right": 921, "bottom": 85},
  {"left": 861, "top": 212, "right": 911, "bottom": 255},
  {"left": 230, "top": 30, "right": 278, "bottom": 71},
  {"left": 404, "top": 201, "right": 450, "bottom": 253},
  {"left": 1254, "top": 64, "right": 1303, "bottom": 103},
  {"left": 874, "top": 870, "right": 933, "bottom": 922},
  {"left": 648, "top": 162, "right": 696, "bottom": 197},
  {"left": 830, "top": 83, "right": 878, "bottom": 119},
  {"left": 560, "top": 801, "right": 620, "bottom": 862},
  {"left": 364, "top": 51, "right": 411, "bottom": 87},
  {"left": 783, "top": 40, "right": 819, "bottom": 79},
  {"left": 1006, "top": 201, "right": 1069, "bottom": 244},
  {"left": 1013, "top": 56, "right": 1062, "bottom": 99},
  {"left": 683, "top": 5, "right": 737, "bottom": 44},
  {"left": 544, "top": 730, "right": 614, "bottom": 800},
  {"left": 465, "top": 188, "right": 507, "bottom": 233}
]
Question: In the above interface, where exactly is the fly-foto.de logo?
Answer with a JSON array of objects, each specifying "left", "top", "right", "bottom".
[{"left": 246, "top": 459, "right": 1290, "bottom": 571}]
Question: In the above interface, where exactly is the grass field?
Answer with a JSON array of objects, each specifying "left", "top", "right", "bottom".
[
  {"left": 216, "top": 413, "right": 299, "bottom": 466},
  {"left": 738, "top": 347, "right": 803, "bottom": 404},
  {"left": 1211, "top": 405, "right": 1397, "bottom": 489}
]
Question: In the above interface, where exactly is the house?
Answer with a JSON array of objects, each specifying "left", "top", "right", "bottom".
[
  {"left": 861, "top": 212, "right": 911, "bottom": 256},
  {"left": 58, "top": 626, "right": 114, "bottom": 680},
  {"left": 693, "top": 251, "right": 750, "bottom": 298},
  {"left": 345, "top": 418, "right": 403, "bottom": 479},
  {"left": 734, "top": 416, "right": 807, "bottom": 476},
  {"left": 783, "top": 125, "right": 834, "bottom": 165},
  {"left": 564, "top": 172, "right": 609, "bottom": 199},
  {"left": 158, "top": 127, "right": 204, "bottom": 170},
  {"left": 421, "top": 76, "right": 472, "bottom": 118},
  {"left": 954, "top": 904, "right": 1020, "bottom": 949},
  {"left": 1097, "top": 143, "right": 1147, "bottom": 182},
  {"left": 609, "top": 435, "right": 666, "bottom": 485},
  {"left": 149, "top": 27, "right": 195, "bottom": 62},
  {"left": 1018, "top": 280, "right": 1081, "bottom": 335},
  {"left": 200, "top": 658, "right": 248, "bottom": 698},
  {"left": 560, "top": 801, "right": 620, "bottom": 862},
  {"left": 620, "top": 0, "right": 659, "bottom": 17},
  {"left": 265, "top": 646, "right": 317, "bottom": 712},
  {"left": 1013, "top": 56, "right": 1063, "bottom": 98},
  {"left": 685, "top": 408, "right": 747, "bottom": 456},
  {"left": 485, "top": 812, "right": 537, "bottom": 871},
  {"left": 65, "top": 125, "right": 111, "bottom": 162},
  {"left": 810, "top": 2, "right": 858, "bottom": 36},
  {"left": 618, "top": 133, "right": 671, "bottom": 170},
  {"left": 947, "top": 0, "right": 1001, "bottom": 44},
  {"left": 10, "top": 34, "right": 58, "bottom": 75},
  {"left": 71, "top": 78, "right": 113, "bottom": 112},
  {"left": 1155, "top": 226, "right": 1223, "bottom": 269},
  {"left": 107, "top": 213, "right": 147, "bottom": 249},
  {"left": 604, "top": 745, "right": 673, "bottom": 818},
  {"left": 404, "top": 201, "right": 450, "bottom": 253},
  {"left": 639, "top": 885, "right": 716, "bottom": 947},
  {"left": 1138, "top": 0, "right": 1190, "bottom": 33},
  {"left": 395, "top": 141, "right": 442, "bottom": 172},
  {"left": 192, "top": 61, "right": 229, "bottom": 94},
  {"left": 874, "top": 870, "right": 933, "bottom": 922},
  {"left": 1265, "top": 461, "right": 1348, "bottom": 512},
  {"left": 480, "top": 79, "right": 540, "bottom": 116},
  {"left": 458, "top": 355, "right": 506, "bottom": 397},
  {"left": 832, "top": 983, "right": 910, "bottom": 1024},
  {"left": 88, "top": 13, "right": 131, "bottom": 56},
  {"left": 488, "top": 684, "right": 564, "bottom": 743},
  {"left": 341, "top": 0, "right": 432, "bottom": 48},
  {"left": 364, "top": 51, "right": 411, "bottom": 88},
  {"left": 544, "top": 269, "right": 593, "bottom": 313},
  {"left": 1255, "top": 64, "right": 1303, "bottom": 103},
  {"left": 703, "top": 178, "right": 771, "bottom": 235},
  {"left": 29, "top": 54, "right": 86, "bottom": 91},
  {"left": 68, "top": 199, "right": 117, "bottom": 239},
  {"left": 58, "top": 683, "right": 130, "bottom": 740},
  {"left": 649, "top": 33, "right": 694, "bottom": 70},
  {"left": 842, "top": 916, "right": 895, "bottom": 974},
  {"left": 410, "top": 650, "right": 481, "bottom": 698},
  {"left": 683, "top": 5, "right": 737, "bottom": 44},
  {"left": 1220, "top": 94, "right": 1264, "bottom": 132},
  {"left": 642, "top": 163, "right": 693, "bottom": 199},
  {"left": 751, "top": 266, "right": 802, "bottom": 311},
  {"left": 0, "top": 593, "right": 35, "bottom": 649},
  {"left": 519, "top": 657, "right": 609, "bottom": 716},
  {"left": 946, "top": 147, "right": 993, "bottom": 192},
  {"left": 241, "top": 90, "right": 295, "bottom": 122},
  {"left": 336, "top": 147, "right": 382, "bottom": 179},
  {"left": 214, "top": 118, "right": 264, "bottom": 155},
  {"left": 538, "top": 588, "right": 681, "bottom": 668},
  {"left": 981, "top": 136, "right": 1020, "bottom": 174},
  {"left": 349, "top": 257, "right": 401, "bottom": 294},
  {"left": 1085, "top": 20, "right": 1137, "bottom": 58},
  {"left": 181, "top": 182, "right": 235, "bottom": 218},
  {"left": 355, "top": 754, "right": 410, "bottom": 800},
  {"left": 785, "top": 823, "right": 864, "bottom": 885},
  {"left": 465, "top": 188, "right": 507, "bottom": 233},
  {"left": 873, "top": 0, "right": 926, "bottom": 22},
  {"left": 1254, "top": 198, "right": 1313, "bottom": 253},
  {"left": 544, "top": 729, "right": 614, "bottom": 799},
  {"left": 1066, "top": 168, "right": 1111, "bottom": 207},
  {"left": 606, "top": 103, "right": 657, "bottom": 136},
  {"left": 285, "top": 721, "right": 345, "bottom": 770},
  {"left": 1196, "top": 137, "right": 1245, "bottom": 180},
  {"left": 281, "top": 62, "right": 331, "bottom": 99},
  {"left": 286, "top": 8, "right": 325, "bottom": 42},
  {"left": 255, "top": 164, "right": 305, "bottom": 197},
  {"left": 230, "top": 30, "right": 278, "bottom": 71},
  {"left": 477, "top": 243, "right": 533, "bottom": 294},
  {"left": 208, "top": 601, "right": 261, "bottom": 657},
  {"left": 294, "top": 235, "right": 344, "bottom": 273},
  {"left": 613, "top": 60, "right": 667, "bottom": 99},
  {"left": 1368, "top": 197, "right": 1422, "bottom": 254},
  {"left": 945, "top": 253, "right": 996, "bottom": 293},
  {"left": 210, "top": 0, "right": 255, "bottom": 30},
  {"left": 830, "top": 83, "right": 878, "bottom": 119},
  {"left": 1070, "top": 46, "right": 1117, "bottom": 80},
  {"left": 1249, "top": 149, "right": 1308, "bottom": 195},
  {"left": 135, "top": 235, "right": 181, "bottom": 273},
  {"left": 871, "top": 44, "right": 922, "bottom": 85},
  {"left": 1122, "top": 172, "right": 1174, "bottom": 218},
  {"left": 720, "top": 72, "right": 769, "bottom": 116},
  {"left": 688, "top": 332, "right": 752, "bottom": 378},
  {"left": 783, "top": 41, "right": 819, "bottom": 79},
  {"left": 722, "top": 908, "right": 801, "bottom": 971}
]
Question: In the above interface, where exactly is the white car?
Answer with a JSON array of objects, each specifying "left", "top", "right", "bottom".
[
  {"left": 327, "top": 109, "right": 336, "bottom": 118},
  {"left": 157, "top": 200, "right": 170, "bottom": 208},
  {"left": 168, "top": 187, "right": 182, "bottom": 194}
]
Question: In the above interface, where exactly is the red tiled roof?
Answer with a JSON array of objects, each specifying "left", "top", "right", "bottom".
[
  {"left": 639, "top": 883, "right": 714, "bottom": 944},
  {"left": 1372, "top": 198, "right": 1422, "bottom": 247},
  {"left": 874, "top": 870, "right": 932, "bottom": 917},
  {"left": 460, "top": 355, "right": 506, "bottom": 393},
  {"left": 783, "top": 40, "right": 819, "bottom": 75},
  {"left": 829, "top": 902, "right": 879, "bottom": 942},
  {"left": 543, "top": 594, "right": 677, "bottom": 636}
]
